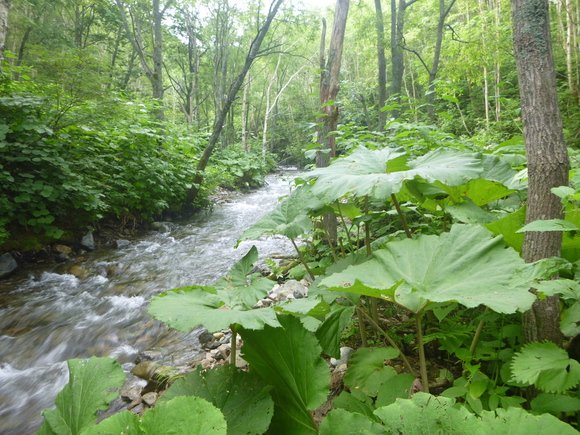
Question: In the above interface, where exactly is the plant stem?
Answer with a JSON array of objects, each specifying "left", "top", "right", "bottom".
[
  {"left": 338, "top": 238, "right": 347, "bottom": 259},
  {"left": 415, "top": 313, "right": 430, "bottom": 393},
  {"left": 358, "top": 307, "right": 417, "bottom": 377},
  {"left": 391, "top": 194, "right": 412, "bottom": 239},
  {"left": 230, "top": 325, "right": 237, "bottom": 366},
  {"left": 336, "top": 201, "right": 354, "bottom": 249},
  {"left": 290, "top": 237, "right": 315, "bottom": 280},
  {"left": 356, "top": 307, "right": 368, "bottom": 347},
  {"left": 364, "top": 197, "right": 379, "bottom": 325},
  {"left": 469, "top": 307, "right": 489, "bottom": 356}
]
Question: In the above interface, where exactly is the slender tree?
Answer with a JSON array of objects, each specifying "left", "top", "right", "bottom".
[
  {"left": 317, "top": 0, "right": 349, "bottom": 167},
  {"left": 390, "top": 0, "right": 419, "bottom": 119},
  {"left": 0, "top": 0, "right": 10, "bottom": 67},
  {"left": 116, "top": 0, "right": 174, "bottom": 122},
  {"left": 374, "top": 0, "right": 387, "bottom": 131},
  {"left": 184, "top": 0, "right": 285, "bottom": 208},
  {"left": 511, "top": 0, "right": 569, "bottom": 346}
]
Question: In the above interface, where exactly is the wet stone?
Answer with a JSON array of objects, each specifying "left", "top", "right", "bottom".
[{"left": 142, "top": 392, "right": 158, "bottom": 407}]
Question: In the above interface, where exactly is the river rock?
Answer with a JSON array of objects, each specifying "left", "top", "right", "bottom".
[
  {"left": 151, "top": 222, "right": 172, "bottom": 233},
  {"left": 121, "top": 384, "right": 143, "bottom": 402},
  {"left": 115, "top": 240, "right": 131, "bottom": 249},
  {"left": 269, "top": 280, "right": 307, "bottom": 301},
  {"left": 329, "top": 346, "right": 355, "bottom": 368},
  {"left": 235, "top": 355, "right": 248, "bottom": 369},
  {"left": 81, "top": 231, "right": 95, "bottom": 251},
  {"left": 0, "top": 253, "right": 17, "bottom": 278},
  {"left": 142, "top": 392, "right": 158, "bottom": 407},
  {"left": 68, "top": 264, "right": 89, "bottom": 279},
  {"left": 52, "top": 244, "right": 73, "bottom": 260}
]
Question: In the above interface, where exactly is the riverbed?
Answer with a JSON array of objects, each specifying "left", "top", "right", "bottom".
[{"left": 0, "top": 171, "right": 298, "bottom": 434}]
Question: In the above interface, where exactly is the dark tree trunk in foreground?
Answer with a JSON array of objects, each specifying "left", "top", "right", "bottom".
[
  {"left": 511, "top": 0, "right": 569, "bottom": 346},
  {"left": 184, "top": 0, "right": 285, "bottom": 209}
]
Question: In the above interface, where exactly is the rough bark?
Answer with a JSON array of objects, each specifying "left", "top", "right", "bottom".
[
  {"left": 511, "top": 0, "right": 570, "bottom": 346},
  {"left": 0, "top": 0, "right": 10, "bottom": 68},
  {"left": 184, "top": 0, "right": 285, "bottom": 208},
  {"left": 317, "top": 0, "right": 349, "bottom": 168}
]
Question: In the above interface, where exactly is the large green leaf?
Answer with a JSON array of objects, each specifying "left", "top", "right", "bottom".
[
  {"left": 160, "top": 365, "right": 274, "bottom": 435},
  {"left": 240, "top": 315, "right": 330, "bottom": 434},
  {"left": 372, "top": 392, "right": 578, "bottom": 434},
  {"left": 321, "top": 224, "right": 535, "bottom": 314},
  {"left": 38, "top": 357, "right": 125, "bottom": 435},
  {"left": 309, "top": 146, "right": 482, "bottom": 202},
  {"left": 214, "top": 246, "right": 275, "bottom": 309},
  {"left": 149, "top": 286, "right": 280, "bottom": 332},
  {"left": 374, "top": 392, "right": 480, "bottom": 434},
  {"left": 238, "top": 184, "right": 323, "bottom": 242},
  {"left": 481, "top": 406, "right": 579, "bottom": 434},
  {"left": 319, "top": 409, "right": 385, "bottom": 435},
  {"left": 511, "top": 341, "right": 580, "bottom": 393},
  {"left": 343, "top": 347, "right": 400, "bottom": 396},
  {"left": 149, "top": 247, "right": 279, "bottom": 332},
  {"left": 315, "top": 305, "right": 356, "bottom": 358},
  {"left": 140, "top": 395, "right": 227, "bottom": 434},
  {"left": 81, "top": 411, "right": 141, "bottom": 435}
]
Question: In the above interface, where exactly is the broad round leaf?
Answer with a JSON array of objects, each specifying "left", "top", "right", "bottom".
[
  {"left": 310, "top": 146, "right": 482, "bottom": 202},
  {"left": 319, "top": 409, "right": 385, "bottom": 435},
  {"left": 141, "top": 395, "right": 227, "bottom": 434},
  {"left": 321, "top": 224, "right": 535, "bottom": 313},
  {"left": 39, "top": 357, "right": 125, "bottom": 435},
  {"left": 149, "top": 286, "right": 281, "bottom": 332},
  {"left": 161, "top": 365, "right": 274, "bottom": 435}
]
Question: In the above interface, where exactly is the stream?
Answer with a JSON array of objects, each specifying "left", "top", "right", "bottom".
[{"left": 0, "top": 171, "right": 298, "bottom": 434}]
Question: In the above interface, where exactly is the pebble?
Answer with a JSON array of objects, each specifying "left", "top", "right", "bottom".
[{"left": 142, "top": 392, "right": 158, "bottom": 407}]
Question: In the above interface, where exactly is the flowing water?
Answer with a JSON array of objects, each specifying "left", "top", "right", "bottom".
[{"left": 0, "top": 172, "right": 298, "bottom": 434}]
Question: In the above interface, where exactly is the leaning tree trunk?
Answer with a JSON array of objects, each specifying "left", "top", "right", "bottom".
[
  {"left": 511, "top": 0, "right": 570, "bottom": 346},
  {"left": 184, "top": 0, "right": 285, "bottom": 209}
]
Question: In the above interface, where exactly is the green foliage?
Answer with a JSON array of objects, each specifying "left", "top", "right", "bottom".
[
  {"left": 309, "top": 146, "right": 483, "bottom": 203},
  {"left": 212, "top": 146, "right": 277, "bottom": 190},
  {"left": 321, "top": 224, "right": 535, "bottom": 314},
  {"left": 37, "top": 357, "right": 125, "bottom": 435},
  {"left": 149, "top": 246, "right": 278, "bottom": 333},
  {"left": 240, "top": 314, "right": 330, "bottom": 434},
  {"left": 511, "top": 342, "right": 580, "bottom": 394},
  {"left": 238, "top": 184, "right": 324, "bottom": 243},
  {"left": 160, "top": 365, "right": 274, "bottom": 435}
]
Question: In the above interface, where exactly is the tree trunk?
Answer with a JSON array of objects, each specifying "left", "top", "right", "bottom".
[
  {"left": 116, "top": 0, "right": 173, "bottom": 123},
  {"left": 184, "top": 0, "right": 285, "bottom": 209},
  {"left": 374, "top": 0, "right": 388, "bottom": 131},
  {"left": 426, "top": 0, "right": 456, "bottom": 122},
  {"left": 0, "top": 0, "right": 10, "bottom": 68},
  {"left": 317, "top": 0, "right": 350, "bottom": 244},
  {"left": 511, "top": 0, "right": 570, "bottom": 346},
  {"left": 317, "top": 0, "right": 349, "bottom": 167}
]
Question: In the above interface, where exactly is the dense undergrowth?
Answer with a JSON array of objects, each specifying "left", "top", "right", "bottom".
[
  {"left": 38, "top": 120, "right": 580, "bottom": 434},
  {"left": 0, "top": 71, "right": 276, "bottom": 253}
]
